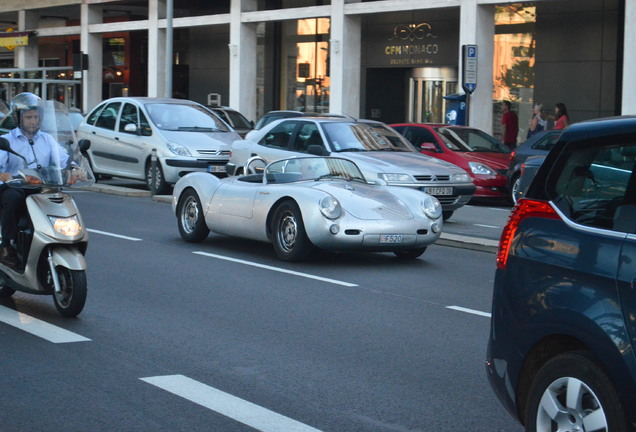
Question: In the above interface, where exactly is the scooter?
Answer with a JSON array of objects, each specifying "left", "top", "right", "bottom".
[{"left": 0, "top": 101, "right": 95, "bottom": 317}]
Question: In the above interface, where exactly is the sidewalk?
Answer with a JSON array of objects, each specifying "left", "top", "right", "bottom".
[{"left": 82, "top": 183, "right": 500, "bottom": 254}]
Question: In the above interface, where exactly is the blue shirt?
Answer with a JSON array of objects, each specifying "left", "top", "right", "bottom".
[{"left": 0, "top": 128, "right": 70, "bottom": 183}]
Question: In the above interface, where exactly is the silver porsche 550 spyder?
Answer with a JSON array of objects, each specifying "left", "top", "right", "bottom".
[{"left": 171, "top": 156, "right": 443, "bottom": 261}]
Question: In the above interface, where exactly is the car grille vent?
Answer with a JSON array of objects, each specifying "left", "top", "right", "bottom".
[
  {"left": 414, "top": 175, "right": 451, "bottom": 182},
  {"left": 435, "top": 196, "right": 459, "bottom": 205},
  {"left": 197, "top": 150, "right": 231, "bottom": 156},
  {"left": 48, "top": 195, "right": 65, "bottom": 204}
]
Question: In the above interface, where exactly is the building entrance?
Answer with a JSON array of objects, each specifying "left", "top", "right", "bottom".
[{"left": 407, "top": 67, "right": 458, "bottom": 124}]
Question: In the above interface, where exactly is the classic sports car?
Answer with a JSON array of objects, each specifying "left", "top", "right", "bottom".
[{"left": 172, "top": 156, "right": 443, "bottom": 261}]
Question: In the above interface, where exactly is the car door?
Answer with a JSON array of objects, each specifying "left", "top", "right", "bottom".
[
  {"left": 85, "top": 101, "right": 123, "bottom": 173},
  {"left": 251, "top": 120, "right": 299, "bottom": 162},
  {"left": 112, "top": 102, "right": 149, "bottom": 179}
]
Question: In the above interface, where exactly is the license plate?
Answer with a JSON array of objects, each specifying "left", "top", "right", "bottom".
[
  {"left": 424, "top": 186, "right": 453, "bottom": 195},
  {"left": 208, "top": 165, "right": 226, "bottom": 173},
  {"left": 379, "top": 234, "right": 403, "bottom": 244}
]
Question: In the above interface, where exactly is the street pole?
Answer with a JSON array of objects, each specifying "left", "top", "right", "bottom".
[{"left": 165, "top": 0, "right": 173, "bottom": 98}]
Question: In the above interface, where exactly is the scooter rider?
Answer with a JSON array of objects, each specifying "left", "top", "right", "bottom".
[{"left": 0, "top": 92, "right": 73, "bottom": 269}]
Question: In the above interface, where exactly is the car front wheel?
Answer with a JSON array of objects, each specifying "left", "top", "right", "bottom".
[
  {"left": 146, "top": 161, "right": 170, "bottom": 195},
  {"left": 271, "top": 201, "right": 313, "bottom": 262},
  {"left": 511, "top": 175, "right": 521, "bottom": 203},
  {"left": 525, "top": 351, "right": 628, "bottom": 432},
  {"left": 394, "top": 248, "right": 427, "bottom": 259},
  {"left": 177, "top": 189, "right": 210, "bottom": 242}
]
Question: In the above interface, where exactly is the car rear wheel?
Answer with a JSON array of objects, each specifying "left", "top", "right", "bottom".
[
  {"left": 511, "top": 175, "right": 521, "bottom": 203},
  {"left": 442, "top": 210, "right": 454, "bottom": 221},
  {"left": 146, "top": 161, "right": 170, "bottom": 195},
  {"left": 177, "top": 189, "right": 210, "bottom": 243},
  {"left": 525, "top": 351, "right": 628, "bottom": 432},
  {"left": 393, "top": 248, "right": 427, "bottom": 259},
  {"left": 271, "top": 201, "right": 313, "bottom": 262}
]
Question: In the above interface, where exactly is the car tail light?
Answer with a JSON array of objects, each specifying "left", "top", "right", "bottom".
[
  {"left": 509, "top": 151, "right": 516, "bottom": 162},
  {"left": 496, "top": 199, "right": 559, "bottom": 269}
]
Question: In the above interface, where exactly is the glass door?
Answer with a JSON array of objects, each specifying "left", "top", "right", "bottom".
[{"left": 407, "top": 67, "right": 457, "bottom": 123}]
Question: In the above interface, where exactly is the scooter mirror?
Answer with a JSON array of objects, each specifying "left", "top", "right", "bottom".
[
  {"left": 0, "top": 136, "right": 10, "bottom": 152},
  {"left": 78, "top": 138, "right": 91, "bottom": 152}
]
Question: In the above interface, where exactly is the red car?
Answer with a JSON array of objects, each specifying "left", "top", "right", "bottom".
[{"left": 390, "top": 123, "right": 511, "bottom": 200}]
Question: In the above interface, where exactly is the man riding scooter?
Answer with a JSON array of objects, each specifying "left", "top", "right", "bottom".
[{"left": 0, "top": 92, "right": 80, "bottom": 269}]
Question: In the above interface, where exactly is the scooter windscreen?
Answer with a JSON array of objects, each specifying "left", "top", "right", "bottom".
[{"left": 0, "top": 98, "right": 95, "bottom": 189}]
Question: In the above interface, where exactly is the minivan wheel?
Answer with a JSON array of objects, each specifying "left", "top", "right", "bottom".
[
  {"left": 146, "top": 161, "right": 170, "bottom": 195},
  {"left": 525, "top": 351, "right": 628, "bottom": 432}
]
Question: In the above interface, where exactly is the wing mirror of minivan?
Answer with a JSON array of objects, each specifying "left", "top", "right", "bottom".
[
  {"left": 124, "top": 123, "right": 139, "bottom": 134},
  {"left": 308, "top": 144, "right": 329, "bottom": 156},
  {"left": 420, "top": 142, "right": 439, "bottom": 152}
]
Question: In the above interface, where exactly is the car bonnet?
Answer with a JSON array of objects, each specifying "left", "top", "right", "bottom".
[
  {"left": 339, "top": 151, "right": 466, "bottom": 176},
  {"left": 311, "top": 181, "right": 415, "bottom": 220},
  {"left": 160, "top": 129, "right": 237, "bottom": 150}
]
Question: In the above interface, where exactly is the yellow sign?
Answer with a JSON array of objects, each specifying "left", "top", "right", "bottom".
[{"left": 0, "top": 28, "right": 30, "bottom": 50}]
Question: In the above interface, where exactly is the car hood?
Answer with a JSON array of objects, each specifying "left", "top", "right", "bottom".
[
  {"left": 161, "top": 130, "right": 239, "bottom": 149},
  {"left": 458, "top": 152, "right": 510, "bottom": 170},
  {"left": 335, "top": 151, "right": 465, "bottom": 176},
  {"left": 312, "top": 181, "right": 415, "bottom": 220}
]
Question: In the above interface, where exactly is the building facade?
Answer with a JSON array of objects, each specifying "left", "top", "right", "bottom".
[{"left": 0, "top": 0, "right": 634, "bottom": 138}]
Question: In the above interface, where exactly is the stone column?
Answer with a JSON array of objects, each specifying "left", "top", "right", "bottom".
[
  {"left": 623, "top": 0, "right": 636, "bottom": 114},
  {"left": 15, "top": 10, "right": 38, "bottom": 69},
  {"left": 329, "top": 0, "right": 361, "bottom": 118},
  {"left": 459, "top": 0, "right": 494, "bottom": 134},
  {"left": 148, "top": 0, "right": 166, "bottom": 97},
  {"left": 81, "top": 4, "right": 103, "bottom": 112},
  {"left": 229, "top": 0, "right": 258, "bottom": 122}
]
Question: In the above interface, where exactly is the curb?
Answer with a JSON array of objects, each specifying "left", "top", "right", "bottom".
[{"left": 83, "top": 184, "right": 500, "bottom": 253}]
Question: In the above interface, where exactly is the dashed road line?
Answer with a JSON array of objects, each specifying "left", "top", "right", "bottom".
[
  {"left": 473, "top": 224, "right": 500, "bottom": 229},
  {"left": 141, "top": 374, "right": 324, "bottom": 432},
  {"left": 193, "top": 251, "right": 358, "bottom": 287},
  {"left": 87, "top": 228, "right": 143, "bottom": 241},
  {"left": 446, "top": 305, "right": 491, "bottom": 318},
  {"left": 0, "top": 306, "right": 91, "bottom": 343}
]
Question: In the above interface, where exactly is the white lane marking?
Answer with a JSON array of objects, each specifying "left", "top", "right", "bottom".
[
  {"left": 473, "top": 224, "right": 500, "bottom": 229},
  {"left": 446, "top": 305, "right": 491, "bottom": 318},
  {"left": 0, "top": 306, "right": 91, "bottom": 343},
  {"left": 141, "top": 375, "right": 324, "bottom": 432},
  {"left": 87, "top": 228, "right": 142, "bottom": 241},
  {"left": 193, "top": 252, "right": 358, "bottom": 287}
]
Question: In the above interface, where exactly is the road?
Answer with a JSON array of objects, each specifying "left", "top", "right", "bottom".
[{"left": 0, "top": 188, "right": 521, "bottom": 432}]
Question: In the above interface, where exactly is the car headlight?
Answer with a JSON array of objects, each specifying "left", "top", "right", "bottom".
[
  {"left": 319, "top": 195, "right": 342, "bottom": 220},
  {"left": 421, "top": 195, "right": 442, "bottom": 220},
  {"left": 379, "top": 173, "right": 415, "bottom": 183},
  {"left": 451, "top": 172, "right": 472, "bottom": 183},
  {"left": 167, "top": 141, "right": 192, "bottom": 156},
  {"left": 468, "top": 162, "right": 497, "bottom": 176},
  {"left": 49, "top": 215, "right": 82, "bottom": 236}
]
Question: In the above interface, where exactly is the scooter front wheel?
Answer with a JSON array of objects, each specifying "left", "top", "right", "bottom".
[{"left": 52, "top": 268, "right": 87, "bottom": 317}]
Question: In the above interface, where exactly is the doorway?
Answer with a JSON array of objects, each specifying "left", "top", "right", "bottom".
[{"left": 408, "top": 67, "right": 458, "bottom": 123}]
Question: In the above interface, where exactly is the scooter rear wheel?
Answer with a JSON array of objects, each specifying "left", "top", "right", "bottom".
[
  {"left": 0, "top": 283, "right": 15, "bottom": 298},
  {"left": 52, "top": 268, "right": 87, "bottom": 317}
]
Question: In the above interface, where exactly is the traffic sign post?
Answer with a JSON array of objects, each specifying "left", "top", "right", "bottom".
[{"left": 462, "top": 44, "right": 477, "bottom": 125}]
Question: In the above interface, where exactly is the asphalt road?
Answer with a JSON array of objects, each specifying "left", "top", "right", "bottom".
[{"left": 0, "top": 189, "right": 521, "bottom": 432}]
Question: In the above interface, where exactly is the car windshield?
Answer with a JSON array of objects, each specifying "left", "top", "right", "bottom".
[
  {"left": 436, "top": 127, "right": 510, "bottom": 153},
  {"left": 264, "top": 157, "right": 367, "bottom": 184},
  {"left": 322, "top": 122, "right": 413, "bottom": 153},
  {"left": 146, "top": 103, "right": 230, "bottom": 132}
]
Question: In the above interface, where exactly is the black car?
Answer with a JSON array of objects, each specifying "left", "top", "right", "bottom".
[
  {"left": 487, "top": 116, "right": 636, "bottom": 431},
  {"left": 507, "top": 130, "right": 562, "bottom": 202}
]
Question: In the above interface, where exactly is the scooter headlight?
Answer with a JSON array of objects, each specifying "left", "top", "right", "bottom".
[{"left": 49, "top": 215, "right": 82, "bottom": 236}]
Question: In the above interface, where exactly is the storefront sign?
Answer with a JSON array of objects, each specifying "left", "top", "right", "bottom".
[{"left": 0, "top": 30, "right": 32, "bottom": 50}]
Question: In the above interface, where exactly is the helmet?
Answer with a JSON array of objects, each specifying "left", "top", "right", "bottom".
[{"left": 10, "top": 92, "right": 44, "bottom": 134}]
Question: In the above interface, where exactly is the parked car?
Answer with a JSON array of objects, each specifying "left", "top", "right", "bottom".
[
  {"left": 252, "top": 110, "right": 346, "bottom": 132},
  {"left": 77, "top": 97, "right": 240, "bottom": 194},
  {"left": 227, "top": 117, "right": 476, "bottom": 220},
  {"left": 512, "top": 154, "right": 546, "bottom": 202},
  {"left": 506, "top": 129, "right": 562, "bottom": 202},
  {"left": 487, "top": 116, "right": 636, "bottom": 431},
  {"left": 173, "top": 156, "right": 443, "bottom": 261},
  {"left": 207, "top": 105, "right": 254, "bottom": 137},
  {"left": 391, "top": 123, "right": 511, "bottom": 200}
]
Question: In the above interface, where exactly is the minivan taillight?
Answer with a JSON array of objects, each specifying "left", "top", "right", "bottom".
[{"left": 496, "top": 199, "right": 559, "bottom": 269}]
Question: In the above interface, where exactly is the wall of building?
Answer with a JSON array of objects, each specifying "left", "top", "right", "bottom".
[{"left": 188, "top": 25, "right": 230, "bottom": 107}]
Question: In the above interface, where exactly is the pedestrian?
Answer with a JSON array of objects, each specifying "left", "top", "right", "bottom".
[
  {"left": 500, "top": 100, "right": 519, "bottom": 150},
  {"left": 527, "top": 103, "right": 547, "bottom": 138},
  {"left": 552, "top": 102, "right": 570, "bottom": 130}
]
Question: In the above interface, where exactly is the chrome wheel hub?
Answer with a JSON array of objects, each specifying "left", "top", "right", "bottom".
[
  {"left": 278, "top": 214, "right": 297, "bottom": 252},
  {"left": 182, "top": 198, "right": 199, "bottom": 233}
]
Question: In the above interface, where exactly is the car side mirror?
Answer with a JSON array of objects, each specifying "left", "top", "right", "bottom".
[
  {"left": 124, "top": 123, "right": 138, "bottom": 134},
  {"left": 308, "top": 144, "right": 328, "bottom": 156},
  {"left": 420, "top": 142, "right": 438, "bottom": 152},
  {"left": 249, "top": 120, "right": 255, "bottom": 128},
  {"left": 78, "top": 138, "right": 91, "bottom": 152}
]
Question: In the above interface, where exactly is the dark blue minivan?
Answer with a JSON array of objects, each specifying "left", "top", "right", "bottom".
[{"left": 487, "top": 116, "right": 636, "bottom": 431}]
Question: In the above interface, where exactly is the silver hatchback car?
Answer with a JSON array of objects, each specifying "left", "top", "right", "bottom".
[{"left": 77, "top": 97, "right": 240, "bottom": 194}]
